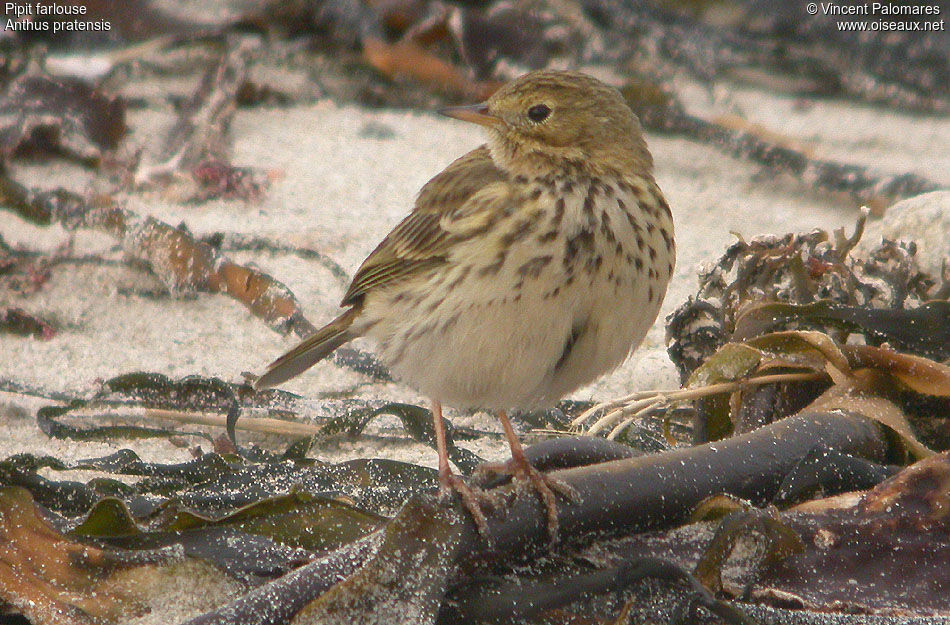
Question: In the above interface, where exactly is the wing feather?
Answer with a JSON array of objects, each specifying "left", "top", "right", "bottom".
[{"left": 341, "top": 146, "right": 510, "bottom": 305}]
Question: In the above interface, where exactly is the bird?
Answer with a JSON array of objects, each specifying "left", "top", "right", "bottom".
[{"left": 253, "top": 70, "right": 675, "bottom": 539}]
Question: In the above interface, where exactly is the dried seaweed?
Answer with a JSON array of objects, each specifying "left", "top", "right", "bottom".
[
  {"left": 0, "top": 72, "right": 125, "bottom": 165},
  {"left": 0, "top": 233, "right": 60, "bottom": 341},
  {"left": 0, "top": 235, "right": 55, "bottom": 293},
  {"left": 0, "top": 6, "right": 946, "bottom": 624},
  {"left": 241, "top": 0, "right": 944, "bottom": 206},
  {"left": 444, "top": 555, "right": 753, "bottom": 625},
  {"left": 362, "top": 37, "right": 495, "bottom": 100},
  {"left": 80, "top": 491, "right": 385, "bottom": 553},
  {"left": 667, "top": 213, "right": 943, "bottom": 384},
  {"left": 6, "top": 1, "right": 939, "bottom": 212},
  {"left": 0, "top": 487, "right": 174, "bottom": 625},
  {"left": 199, "top": 231, "right": 351, "bottom": 288},
  {"left": 0, "top": 172, "right": 313, "bottom": 336},
  {"left": 674, "top": 326, "right": 949, "bottom": 448},
  {"left": 732, "top": 300, "right": 950, "bottom": 360},
  {"left": 729, "top": 0, "right": 949, "bottom": 113},
  {"left": 3, "top": 134, "right": 392, "bottom": 381},
  {"left": 681, "top": 115, "right": 939, "bottom": 212},
  {"left": 36, "top": 372, "right": 239, "bottom": 444},
  {"left": 0, "top": 445, "right": 422, "bottom": 530},
  {"left": 587, "top": 222, "right": 948, "bottom": 455},
  {"left": 447, "top": 1, "right": 587, "bottom": 81},
  {"left": 132, "top": 41, "right": 268, "bottom": 202},
  {"left": 312, "top": 402, "right": 484, "bottom": 474},
  {"left": 179, "top": 411, "right": 894, "bottom": 625},
  {"left": 692, "top": 498, "right": 804, "bottom": 597},
  {"left": 5, "top": 377, "right": 938, "bottom": 623},
  {"left": 0, "top": 306, "right": 56, "bottom": 339},
  {"left": 512, "top": 454, "right": 948, "bottom": 619},
  {"left": 31, "top": 371, "right": 479, "bottom": 480},
  {"left": 5, "top": 371, "right": 920, "bottom": 624},
  {"left": 580, "top": 0, "right": 948, "bottom": 114},
  {"left": 756, "top": 452, "right": 950, "bottom": 614},
  {"left": 620, "top": 78, "right": 942, "bottom": 211},
  {"left": 247, "top": 0, "right": 948, "bottom": 114}
]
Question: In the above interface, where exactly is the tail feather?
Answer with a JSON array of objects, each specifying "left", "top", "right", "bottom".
[{"left": 254, "top": 307, "right": 359, "bottom": 390}]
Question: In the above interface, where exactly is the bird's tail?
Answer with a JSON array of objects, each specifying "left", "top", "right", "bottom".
[{"left": 254, "top": 307, "right": 359, "bottom": 390}]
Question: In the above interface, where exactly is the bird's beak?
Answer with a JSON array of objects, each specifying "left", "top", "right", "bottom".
[{"left": 439, "top": 103, "right": 503, "bottom": 128}]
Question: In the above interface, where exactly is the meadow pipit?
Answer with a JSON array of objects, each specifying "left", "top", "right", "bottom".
[{"left": 254, "top": 70, "right": 675, "bottom": 538}]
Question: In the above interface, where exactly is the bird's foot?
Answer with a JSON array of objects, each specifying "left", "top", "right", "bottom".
[
  {"left": 438, "top": 471, "right": 501, "bottom": 538},
  {"left": 474, "top": 459, "right": 579, "bottom": 542}
]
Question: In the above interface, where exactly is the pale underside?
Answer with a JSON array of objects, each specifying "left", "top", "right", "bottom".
[{"left": 356, "top": 169, "right": 675, "bottom": 410}]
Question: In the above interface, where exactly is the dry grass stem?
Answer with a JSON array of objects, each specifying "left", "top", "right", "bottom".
[{"left": 574, "top": 371, "right": 826, "bottom": 438}]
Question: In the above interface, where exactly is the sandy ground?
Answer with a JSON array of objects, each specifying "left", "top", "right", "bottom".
[{"left": 1, "top": 70, "right": 948, "bottom": 623}]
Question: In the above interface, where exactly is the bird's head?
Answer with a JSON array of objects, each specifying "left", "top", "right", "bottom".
[{"left": 441, "top": 70, "right": 652, "bottom": 178}]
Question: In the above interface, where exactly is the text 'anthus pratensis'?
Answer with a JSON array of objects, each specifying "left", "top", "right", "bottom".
[{"left": 254, "top": 70, "right": 675, "bottom": 539}]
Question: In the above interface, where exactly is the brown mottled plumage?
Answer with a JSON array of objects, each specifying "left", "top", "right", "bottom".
[{"left": 254, "top": 70, "right": 675, "bottom": 538}]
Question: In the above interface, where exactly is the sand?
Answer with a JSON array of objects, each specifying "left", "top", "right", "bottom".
[{"left": 1, "top": 68, "right": 948, "bottom": 623}]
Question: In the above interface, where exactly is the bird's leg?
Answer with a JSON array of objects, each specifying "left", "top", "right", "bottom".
[
  {"left": 431, "top": 400, "right": 495, "bottom": 536},
  {"left": 486, "top": 410, "right": 578, "bottom": 541}
]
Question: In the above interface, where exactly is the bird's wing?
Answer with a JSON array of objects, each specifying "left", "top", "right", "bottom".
[{"left": 341, "top": 146, "right": 512, "bottom": 305}]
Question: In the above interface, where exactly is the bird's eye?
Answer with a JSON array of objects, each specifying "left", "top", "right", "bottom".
[{"left": 527, "top": 104, "right": 551, "bottom": 123}]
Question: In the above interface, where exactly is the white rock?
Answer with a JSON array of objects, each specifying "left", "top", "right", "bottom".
[{"left": 860, "top": 191, "right": 950, "bottom": 278}]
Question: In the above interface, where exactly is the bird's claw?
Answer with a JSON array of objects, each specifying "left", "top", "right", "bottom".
[
  {"left": 439, "top": 472, "right": 501, "bottom": 539},
  {"left": 474, "top": 459, "right": 579, "bottom": 542}
]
